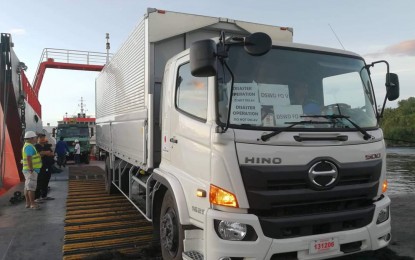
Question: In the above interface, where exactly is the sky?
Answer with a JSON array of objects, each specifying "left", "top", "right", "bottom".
[{"left": 1, "top": 0, "right": 414, "bottom": 126}]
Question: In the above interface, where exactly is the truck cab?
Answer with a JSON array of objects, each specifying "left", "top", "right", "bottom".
[
  {"left": 96, "top": 9, "right": 399, "bottom": 260},
  {"left": 55, "top": 123, "right": 91, "bottom": 163},
  {"left": 157, "top": 37, "right": 398, "bottom": 259}
]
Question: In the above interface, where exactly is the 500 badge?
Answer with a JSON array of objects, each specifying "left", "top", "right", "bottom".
[{"left": 365, "top": 153, "right": 381, "bottom": 160}]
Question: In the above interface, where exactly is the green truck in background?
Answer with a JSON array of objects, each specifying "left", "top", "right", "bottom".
[{"left": 53, "top": 123, "right": 93, "bottom": 164}]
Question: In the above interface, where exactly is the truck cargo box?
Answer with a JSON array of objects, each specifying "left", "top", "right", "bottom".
[{"left": 96, "top": 8, "right": 293, "bottom": 170}]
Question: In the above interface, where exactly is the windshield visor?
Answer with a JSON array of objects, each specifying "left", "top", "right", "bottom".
[{"left": 217, "top": 47, "right": 377, "bottom": 130}]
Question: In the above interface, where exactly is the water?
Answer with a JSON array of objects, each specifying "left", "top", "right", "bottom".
[{"left": 386, "top": 147, "right": 415, "bottom": 195}]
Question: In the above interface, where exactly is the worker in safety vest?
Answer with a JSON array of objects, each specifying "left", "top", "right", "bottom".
[{"left": 22, "top": 131, "right": 42, "bottom": 209}]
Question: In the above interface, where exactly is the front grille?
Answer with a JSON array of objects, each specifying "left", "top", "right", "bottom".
[
  {"left": 251, "top": 197, "right": 373, "bottom": 218},
  {"left": 241, "top": 158, "right": 382, "bottom": 239},
  {"left": 266, "top": 171, "right": 374, "bottom": 191},
  {"left": 258, "top": 205, "right": 375, "bottom": 238}
]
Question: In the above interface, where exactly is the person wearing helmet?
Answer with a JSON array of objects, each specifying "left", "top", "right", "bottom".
[
  {"left": 74, "top": 139, "right": 81, "bottom": 165},
  {"left": 34, "top": 133, "right": 55, "bottom": 202},
  {"left": 22, "top": 131, "right": 42, "bottom": 209}
]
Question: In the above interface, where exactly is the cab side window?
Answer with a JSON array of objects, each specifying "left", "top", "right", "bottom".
[{"left": 175, "top": 63, "right": 208, "bottom": 120}]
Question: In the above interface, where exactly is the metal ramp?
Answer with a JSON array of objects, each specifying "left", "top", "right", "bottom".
[{"left": 63, "top": 166, "right": 157, "bottom": 259}]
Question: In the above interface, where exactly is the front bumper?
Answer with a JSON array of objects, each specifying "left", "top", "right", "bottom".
[{"left": 205, "top": 195, "right": 391, "bottom": 260}]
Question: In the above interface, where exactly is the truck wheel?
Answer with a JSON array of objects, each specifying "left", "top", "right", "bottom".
[
  {"left": 84, "top": 155, "right": 90, "bottom": 164},
  {"left": 160, "top": 190, "right": 184, "bottom": 260},
  {"left": 81, "top": 153, "right": 89, "bottom": 164}
]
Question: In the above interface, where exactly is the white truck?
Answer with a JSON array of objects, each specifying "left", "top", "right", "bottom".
[{"left": 96, "top": 8, "right": 399, "bottom": 260}]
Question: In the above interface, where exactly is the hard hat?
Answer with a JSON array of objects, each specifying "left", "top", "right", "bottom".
[
  {"left": 24, "top": 131, "right": 37, "bottom": 139},
  {"left": 75, "top": 139, "right": 79, "bottom": 142}
]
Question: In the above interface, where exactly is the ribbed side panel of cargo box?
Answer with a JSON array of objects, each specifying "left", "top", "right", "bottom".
[
  {"left": 96, "top": 9, "right": 294, "bottom": 171},
  {"left": 96, "top": 19, "right": 147, "bottom": 167}
]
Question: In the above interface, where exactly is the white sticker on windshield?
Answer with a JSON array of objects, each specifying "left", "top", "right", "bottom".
[
  {"left": 273, "top": 105, "right": 303, "bottom": 126},
  {"left": 258, "top": 84, "right": 290, "bottom": 106},
  {"left": 261, "top": 105, "right": 275, "bottom": 126},
  {"left": 230, "top": 83, "right": 261, "bottom": 124}
]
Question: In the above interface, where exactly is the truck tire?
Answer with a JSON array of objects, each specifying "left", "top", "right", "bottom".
[
  {"left": 160, "top": 190, "right": 184, "bottom": 260},
  {"left": 84, "top": 154, "right": 90, "bottom": 164}
]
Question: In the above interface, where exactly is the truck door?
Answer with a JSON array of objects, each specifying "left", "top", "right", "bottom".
[{"left": 169, "top": 56, "right": 211, "bottom": 184}]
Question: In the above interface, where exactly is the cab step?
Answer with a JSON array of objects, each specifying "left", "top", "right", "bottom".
[{"left": 183, "top": 251, "right": 204, "bottom": 260}]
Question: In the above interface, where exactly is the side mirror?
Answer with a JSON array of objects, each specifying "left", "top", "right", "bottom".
[
  {"left": 90, "top": 127, "right": 94, "bottom": 137},
  {"left": 190, "top": 39, "right": 216, "bottom": 77},
  {"left": 244, "top": 32, "right": 272, "bottom": 56},
  {"left": 386, "top": 73, "right": 399, "bottom": 101},
  {"left": 52, "top": 128, "right": 56, "bottom": 137}
]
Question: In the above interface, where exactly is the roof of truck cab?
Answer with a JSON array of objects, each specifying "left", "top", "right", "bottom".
[
  {"left": 57, "top": 124, "right": 89, "bottom": 128},
  {"left": 271, "top": 40, "right": 362, "bottom": 58},
  {"left": 173, "top": 39, "right": 363, "bottom": 62}
]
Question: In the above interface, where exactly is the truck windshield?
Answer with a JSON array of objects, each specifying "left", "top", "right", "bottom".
[
  {"left": 57, "top": 127, "right": 89, "bottom": 137},
  {"left": 217, "top": 46, "right": 377, "bottom": 130}
]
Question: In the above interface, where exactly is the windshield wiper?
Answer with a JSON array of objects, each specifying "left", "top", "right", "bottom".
[
  {"left": 303, "top": 114, "right": 373, "bottom": 140},
  {"left": 260, "top": 120, "right": 331, "bottom": 142}
]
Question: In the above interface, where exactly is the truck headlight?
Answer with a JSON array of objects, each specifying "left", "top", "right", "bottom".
[
  {"left": 376, "top": 206, "right": 389, "bottom": 224},
  {"left": 217, "top": 220, "right": 247, "bottom": 241}
]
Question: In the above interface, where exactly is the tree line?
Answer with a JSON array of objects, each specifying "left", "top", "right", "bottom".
[{"left": 380, "top": 97, "right": 415, "bottom": 146}]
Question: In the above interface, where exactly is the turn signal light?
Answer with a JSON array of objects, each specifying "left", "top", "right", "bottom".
[
  {"left": 382, "top": 180, "right": 388, "bottom": 193},
  {"left": 196, "top": 189, "right": 206, "bottom": 197},
  {"left": 210, "top": 185, "right": 239, "bottom": 208}
]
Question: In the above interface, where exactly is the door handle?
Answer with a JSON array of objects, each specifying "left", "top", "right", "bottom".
[{"left": 170, "top": 137, "right": 178, "bottom": 144}]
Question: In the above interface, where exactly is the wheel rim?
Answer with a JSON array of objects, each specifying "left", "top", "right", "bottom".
[{"left": 161, "top": 208, "right": 178, "bottom": 256}]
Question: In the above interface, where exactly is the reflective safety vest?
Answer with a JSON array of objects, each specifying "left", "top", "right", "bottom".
[{"left": 22, "top": 142, "right": 42, "bottom": 170}]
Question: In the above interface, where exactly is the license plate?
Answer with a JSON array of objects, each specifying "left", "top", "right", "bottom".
[{"left": 309, "top": 238, "right": 339, "bottom": 254}]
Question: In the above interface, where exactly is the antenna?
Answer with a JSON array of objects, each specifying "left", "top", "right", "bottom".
[
  {"left": 106, "top": 33, "right": 110, "bottom": 64},
  {"left": 80, "top": 97, "right": 84, "bottom": 115},
  {"left": 79, "top": 97, "right": 86, "bottom": 117},
  {"left": 328, "top": 23, "right": 345, "bottom": 50}
]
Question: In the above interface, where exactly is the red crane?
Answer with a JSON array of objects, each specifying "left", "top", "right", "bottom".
[{"left": 0, "top": 44, "right": 109, "bottom": 194}]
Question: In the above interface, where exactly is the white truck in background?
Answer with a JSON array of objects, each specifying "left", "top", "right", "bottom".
[{"left": 96, "top": 8, "right": 399, "bottom": 260}]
